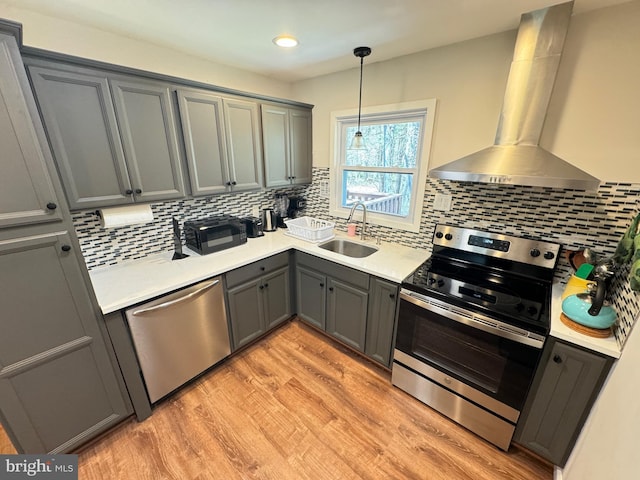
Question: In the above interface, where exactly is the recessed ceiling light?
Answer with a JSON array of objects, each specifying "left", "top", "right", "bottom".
[{"left": 273, "top": 35, "right": 298, "bottom": 48}]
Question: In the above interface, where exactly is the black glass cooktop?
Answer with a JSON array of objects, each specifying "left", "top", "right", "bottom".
[{"left": 402, "top": 253, "right": 552, "bottom": 335}]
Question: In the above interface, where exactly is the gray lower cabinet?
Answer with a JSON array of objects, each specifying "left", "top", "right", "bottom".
[
  {"left": 365, "top": 278, "right": 399, "bottom": 367},
  {"left": 261, "top": 104, "right": 312, "bottom": 187},
  {"left": 296, "top": 266, "right": 327, "bottom": 329},
  {"left": 0, "top": 233, "right": 131, "bottom": 454},
  {"left": 515, "top": 337, "right": 614, "bottom": 466},
  {"left": 27, "top": 61, "right": 185, "bottom": 209},
  {"left": 225, "top": 253, "right": 292, "bottom": 350},
  {"left": 177, "top": 89, "right": 263, "bottom": 195},
  {"left": 0, "top": 27, "right": 130, "bottom": 454},
  {"left": 295, "top": 252, "right": 369, "bottom": 353}
]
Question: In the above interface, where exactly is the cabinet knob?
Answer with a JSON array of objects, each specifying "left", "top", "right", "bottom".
[
  {"left": 264, "top": 283, "right": 269, "bottom": 288},
  {"left": 231, "top": 181, "right": 237, "bottom": 186},
  {"left": 134, "top": 189, "right": 142, "bottom": 195},
  {"left": 260, "top": 266, "right": 265, "bottom": 271},
  {"left": 61, "top": 245, "right": 71, "bottom": 252},
  {"left": 259, "top": 285, "right": 264, "bottom": 290},
  {"left": 329, "top": 287, "right": 334, "bottom": 292},
  {"left": 46, "top": 202, "right": 57, "bottom": 211},
  {"left": 389, "top": 293, "right": 396, "bottom": 299},
  {"left": 125, "top": 189, "right": 133, "bottom": 195},
  {"left": 319, "top": 283, "right": 324, "bottom": 288},
  {"left": 553, "top": 354, "right": 563, "bottom": 364}
]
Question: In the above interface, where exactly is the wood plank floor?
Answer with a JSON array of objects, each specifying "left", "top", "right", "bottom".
[{"left": 76, "top": 320, "right": 552, "bottom": 479}]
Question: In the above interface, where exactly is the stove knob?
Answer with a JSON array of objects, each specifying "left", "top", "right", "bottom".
[
  {"left": 437, "top": 279, "right": 445, "bottom": 287},
  {"left": 428, "top": 277, "right": 437, "bottom": 285},
  {"left": 544, "top": 251, "right": 555, "bottom": 260},
  {"left": 444, "top": 233, "right": 453, "bottom": 241},
  {"left": 435, "top": 231, "right": 444, "bottom": 239},
  {"left": 527, "top": 306, "right": 538, "bottom": 316},
  {"left": 530, "top": 248, "right": 541, "bottom": 257},
  {"left": 515, "top": 303, "right": 525, "bottom": 312}
]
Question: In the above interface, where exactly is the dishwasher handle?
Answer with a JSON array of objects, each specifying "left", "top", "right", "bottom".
[{"left": 131, "top": 280, "right": 220, "bottom": 316}]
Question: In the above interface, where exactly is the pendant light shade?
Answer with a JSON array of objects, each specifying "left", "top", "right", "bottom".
[{"left": 349, "top": 46, "right": 371, "bottom": 150}]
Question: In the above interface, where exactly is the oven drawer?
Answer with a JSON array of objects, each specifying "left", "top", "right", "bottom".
[{"left": 392, "top": 361, "right": 516, "bottom": 451}]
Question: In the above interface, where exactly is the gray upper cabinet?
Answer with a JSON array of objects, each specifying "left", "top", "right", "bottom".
[
  {"left": 27, "top": 62, "right": 185, "bottom": 209},
  {"left": 0, "top": 35, "right": 62, "bottom": 228},
  {"left": 261, "top": 104, "right": 312, "bottom": 187},
  {"left": 28, "top": 66, "right": 132, "bottom": 210},
  {"left": 177, "top": 89, "right": 263, "bottom": 195},
  {"left": 109, "top": 79, "right": 186, "bottom": 203},
  {"left": 0, "top": 232, "right": 130, "bottom": 453}
]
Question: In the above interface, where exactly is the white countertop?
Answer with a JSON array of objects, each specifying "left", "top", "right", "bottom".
[
  {"left": 89, "top": 230, "right": 431, "bottom": 315},
  {"left": 549, "top": 283, "right": 621, "bottom": 358}
]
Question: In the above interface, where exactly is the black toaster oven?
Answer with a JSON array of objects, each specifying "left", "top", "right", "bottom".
[{"left": 184, "top": 215, "right": 247, "bottom": 255}]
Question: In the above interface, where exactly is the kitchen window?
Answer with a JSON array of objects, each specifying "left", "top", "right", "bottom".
[{"left": 330, "top": 100, "right": 436, "bottom": 233}]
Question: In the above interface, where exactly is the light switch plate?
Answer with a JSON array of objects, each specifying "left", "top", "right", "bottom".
[{"left": 433, "top": 193, "right": 453, "bottom": 211}]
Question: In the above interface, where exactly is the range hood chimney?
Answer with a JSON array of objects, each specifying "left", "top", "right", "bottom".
[{"left": 429, "top": 1, "right": 600, "bottom": 190}]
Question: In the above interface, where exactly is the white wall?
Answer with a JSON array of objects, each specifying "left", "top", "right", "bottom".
[
  {"left": 293, "top": 0, "right": 640, "bottom": 183},
  {"left": 0, "top": 3, "right": 293, "bottom": 100},
  {"left": 562, "top": 315, "right": 640, "bottom": 480}
]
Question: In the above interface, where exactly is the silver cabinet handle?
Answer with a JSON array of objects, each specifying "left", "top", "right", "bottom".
[{"left": 131, "top": 280, "right": 219, "bottom": 316}]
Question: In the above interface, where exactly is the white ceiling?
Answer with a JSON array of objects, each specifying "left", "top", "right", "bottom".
[{"left": 5, "top": 0, "right": 632, "bottom": 81}]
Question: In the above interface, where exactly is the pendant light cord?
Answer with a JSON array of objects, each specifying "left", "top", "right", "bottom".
[{"left": 357, "top": 56, "right": 364, "bottom": 132}]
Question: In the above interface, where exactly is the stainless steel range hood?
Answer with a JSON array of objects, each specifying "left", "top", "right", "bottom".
[{"left": 429, "top": 1, "right": 600, "bottom": 190}]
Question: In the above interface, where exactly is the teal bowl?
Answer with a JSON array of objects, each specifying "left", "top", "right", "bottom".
[{"left": 562, "top": 294, "right": 617, "bottom": 329}]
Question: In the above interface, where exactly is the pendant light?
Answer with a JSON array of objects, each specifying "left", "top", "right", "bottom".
[{"left": 349, "top": 46, "right": 371, "bottom": 150}]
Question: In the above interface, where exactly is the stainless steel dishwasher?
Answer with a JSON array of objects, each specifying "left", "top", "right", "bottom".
[{"left": 125, "top": 277, "right": 230, "bottom": 403}]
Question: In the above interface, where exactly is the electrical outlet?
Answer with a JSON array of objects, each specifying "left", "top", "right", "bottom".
[
  {"left": 433, "top": 193, "right": 453, "bottom": 211},
  {"left": 252, "top": 205, "right": 260, "bottom": 217},
  {"left": 319, "top": 181, "right": 330, "bottom": 198}
]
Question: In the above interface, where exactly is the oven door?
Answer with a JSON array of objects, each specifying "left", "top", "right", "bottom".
[{"left": 395, "top": 290, "right": 545, "bottom": 416}]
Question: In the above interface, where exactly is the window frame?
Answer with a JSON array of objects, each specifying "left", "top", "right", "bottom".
[{"left": 329, "top": 99, "right": 437, "bottom": 233}]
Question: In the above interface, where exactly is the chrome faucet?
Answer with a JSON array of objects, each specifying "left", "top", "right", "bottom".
[{"left": 347, "top": 201, "right": 367, "bottom": 240}]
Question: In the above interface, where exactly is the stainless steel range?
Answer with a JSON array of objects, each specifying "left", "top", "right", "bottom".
[{"left": 392, "top": 225, "right": 561, "bottom": 450}]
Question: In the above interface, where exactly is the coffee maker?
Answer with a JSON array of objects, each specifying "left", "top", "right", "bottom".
[
  {"left": 287, "top": 196, "right": 306, "bottom": 219},
  {"left": 274, "top": 193, "right": 289, "bottom": 228}
]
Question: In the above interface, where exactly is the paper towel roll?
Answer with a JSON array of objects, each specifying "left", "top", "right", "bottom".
[{"left": 99, "top": 204, "right": 154, "bottom": 228}]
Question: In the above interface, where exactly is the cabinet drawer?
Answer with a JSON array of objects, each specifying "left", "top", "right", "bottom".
[
  {"left": 225, "top": 251, "right": 290, "bottom": 288},
  {"left": 295, "top": 251, "right": 369, "bottom": 290}
]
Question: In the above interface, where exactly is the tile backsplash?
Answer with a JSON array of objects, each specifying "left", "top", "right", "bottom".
[{"left": 73, "top": 167, "right": 639, "bottom": 349}]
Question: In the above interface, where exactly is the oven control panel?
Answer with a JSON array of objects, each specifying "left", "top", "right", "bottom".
[{"left": 433, "top": 225, "right": 561, "bottom": 269}]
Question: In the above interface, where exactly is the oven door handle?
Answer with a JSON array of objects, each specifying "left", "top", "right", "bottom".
[{"left": 400, "top": 290, "right": 545, "bottom": 349}]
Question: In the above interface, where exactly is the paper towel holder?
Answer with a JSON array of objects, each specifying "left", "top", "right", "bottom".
[{"left": 172, "top": 218, "right": 189, "bottom": 260}]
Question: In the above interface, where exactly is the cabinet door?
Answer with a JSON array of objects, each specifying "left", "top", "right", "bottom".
[
  {"left": 0, "top": 37, "right": 61, "bottom": 227},
  {"left": 326, "top": 278, "right": 368, "bottom": 352},
  {"left": 28, "top": 65, "right": 132, "bottom": 210},
  {"left": 365, "top": 279, "right": 399, "bottom": 366},
  {"left": 261, "top": 104, "right": 291, "bottom": 188},
  {"left": 296, "top": 266, "right": 326, "bottom": 330},
  {"left": 289, "top": 107, "right": 312, "bottom": 185},
  {"left": 0, "top": 232, "right": 129, "bottom": 453},
  {"left": 224, "top": 98, "right": 263, "bottom": 191},
  {"left": 227, "top": 278, "right": 265, "bottom": 350},
  {"left": 176, "top": 89, "right": 229, "bottom": 195},
  {"left": 110, "top": 79, "right": 185, "bottom": 203},
  {"left": 515, "top": 339, "right": 612, "bottom": 466},
  {"left": 263, "top": 267, "right": 291, "bottom": 330}
]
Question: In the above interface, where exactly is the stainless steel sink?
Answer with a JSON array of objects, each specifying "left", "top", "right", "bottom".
[{"left": 318, "top": 239, "right": 378, "bottom": 258}]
